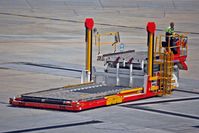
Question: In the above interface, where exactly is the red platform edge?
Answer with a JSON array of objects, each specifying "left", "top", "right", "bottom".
[{"left": 9, "top": 92, "right": 157, "bottom": 111}]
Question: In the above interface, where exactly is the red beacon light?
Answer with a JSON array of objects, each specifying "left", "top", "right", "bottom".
[
  {"left": 147, "top": 22, "right": 156, "bottom": 33},
  {"left": 85, "top": 18, "right": 94, "bottom": 30}
]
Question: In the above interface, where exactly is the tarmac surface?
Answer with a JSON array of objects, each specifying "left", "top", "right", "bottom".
[{"left": 0, "top": 0, "right": 199, "bottom": 133}]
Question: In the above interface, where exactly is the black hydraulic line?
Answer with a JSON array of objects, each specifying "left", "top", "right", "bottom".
[
  {"left": 90, "top": 30, "right": 93, "bottom": 80},
  {"left": 152, "top": 33, "right": 155, "bottom": 76},
  {"left": 85, "top": 28, "right": 88, "bottom": 42}
]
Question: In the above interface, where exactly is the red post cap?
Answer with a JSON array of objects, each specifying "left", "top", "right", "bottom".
[
  {"left": 85, "top": 18, "right": 94, "bottom": 30},
  {"left": 147, "top": 22, "right": 156, "bottom": 33}
]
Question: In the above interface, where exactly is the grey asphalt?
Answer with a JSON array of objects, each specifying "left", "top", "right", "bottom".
[{"left": 0, "top": 0, "right": 199, "bottom": 133}]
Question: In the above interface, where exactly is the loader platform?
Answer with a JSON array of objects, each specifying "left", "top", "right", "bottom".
[
  {"left": 21, "top": 83, "right": 128, "bottom": 103},
  {"left": 10, "top": 82, "right": 157, "bottom": 111}
]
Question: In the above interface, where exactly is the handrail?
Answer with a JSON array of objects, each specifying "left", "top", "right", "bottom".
[
  {"left": 155, "top": 33, "right": 188, "bottom": 56},
  {"left": 95, "top": 32, "right": 120, "bottom": 54}
]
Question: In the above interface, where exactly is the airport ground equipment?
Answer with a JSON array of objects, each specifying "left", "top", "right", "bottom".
[{"left": 9, "top": 19, "right": 188, "bottom": 111}]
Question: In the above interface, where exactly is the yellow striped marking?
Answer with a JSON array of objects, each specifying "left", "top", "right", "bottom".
[
  {"left": 105, "top": 95, "right": 123, "bottom": 105},
  {"left": 119, "top": 88, "right": 143, "bottom": 94},
  {"left": 150, "top": 86, "right": 159, "bottom": 91}
]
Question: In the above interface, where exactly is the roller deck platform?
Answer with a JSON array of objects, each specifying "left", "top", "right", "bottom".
[
  {"left": 10, "top": 83, "right": 157, "bottom": 111},
  {"left": 21, "top": 83, "right": 129, "bottom": 102}
]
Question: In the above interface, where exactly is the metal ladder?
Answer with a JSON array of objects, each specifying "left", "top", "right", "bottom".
[
  {"left": 154, "top": 36, "right": 175, "bottom": 95},
  {"left": 161, "top": 52, "right": 174, "bottom": 95}
]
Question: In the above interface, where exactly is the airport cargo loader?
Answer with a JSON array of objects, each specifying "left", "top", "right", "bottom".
[{"left": 10, "top": 19, "right": 188, "bottom": 111}]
